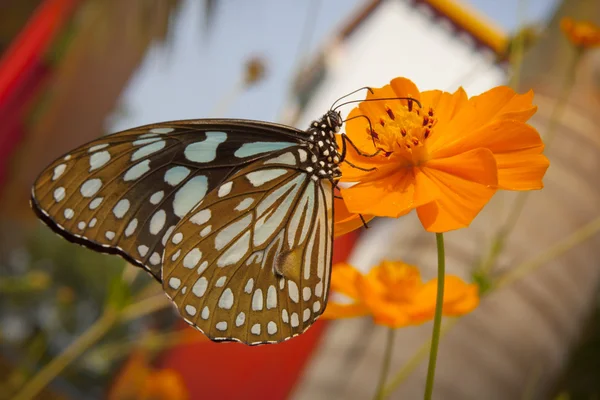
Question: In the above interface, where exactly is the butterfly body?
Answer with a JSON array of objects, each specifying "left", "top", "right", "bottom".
[{"left": 31, "top": 110, "right": 344, "bottom": 344}]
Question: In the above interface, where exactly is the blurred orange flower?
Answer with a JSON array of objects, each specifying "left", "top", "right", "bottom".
[
  {"left": 322, "top": 261, "right": 479, "bottom": 328},
  {"left": 338, "top": 77, "right": 549, "bottom": 232},
  {"left": 108, "top": 349, "right": 189, "bottom": 400},
  {"left": 560, "top": 17, "right": 600, "bottom": 48}
]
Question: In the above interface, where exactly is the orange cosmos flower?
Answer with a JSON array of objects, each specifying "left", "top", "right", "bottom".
[
  {"left": 109, "top": 349, "right": 189, "bottom": 400},
  {"left": 338, "top": 78, "right": 549, "bottom": 232},
  {"left": 322, "top": 261, "right": 479, "bottom": 328},
  {"left": 560, "top": 17, "right": 600, "bottom": 48}
]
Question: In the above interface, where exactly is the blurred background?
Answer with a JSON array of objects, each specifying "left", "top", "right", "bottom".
[{"left": 1, "top": 0, "right": 599, "bottom": 399}]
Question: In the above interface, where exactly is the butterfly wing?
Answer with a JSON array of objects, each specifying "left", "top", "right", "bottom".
[
  {"left": 162, "top": 149, "right": 334, "bottom": 344},
  {"left": 31, "top": 120, "right": 305, "bottom": 281}
]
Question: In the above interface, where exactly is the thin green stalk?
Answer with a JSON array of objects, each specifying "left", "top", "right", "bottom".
[
  {"left": 12, "top": 310, "right": 119, "bottom": 400},
  {"left": 424, "top": 233, "right": 446, "bottom": 400},
  {"left": 374, "top": 328, "right": 396, "bottom": 400},
  {"left": 508, "top": 0, "right": 528, "bottom": 89},
  {"left": 495, "top": 215, "right": 600, "bottom": 290},
  {"left": 382, "top": 318, "right": 458, "bottom": 398},
  {"left": 478, "top": 45, "right": 582, "bottom": 277},
  {"left": 12, "top": 292, "right": 169, "bottom": 400}
]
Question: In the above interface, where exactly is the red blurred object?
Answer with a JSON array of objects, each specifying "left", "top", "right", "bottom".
[
  {"left": 0, "top": 0, "right": 78, "bottom": 192},
  {"left": 159, "top": 232, "right": 359, "bottom": 400}
]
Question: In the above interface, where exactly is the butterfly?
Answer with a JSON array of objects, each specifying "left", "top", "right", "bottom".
[{"left": 30, "top": 110, "right": 351, "bottom": 345}]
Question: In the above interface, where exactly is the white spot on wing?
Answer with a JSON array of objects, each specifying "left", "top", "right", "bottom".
[
  {"left": 149, "top": 210, "right": 166, "bottom": 235},
  {"left": 215, "top": 215, "right": 252, "bottom": 250},
  {"left": 164, "top": 166, "right": 190, "bottom": 186},
  {"left": 201, "top": 306, "right": 209, "bottom": 319},
  {"left": 183, "top": 248, "right": 202, "bottom": 269},
  {"left": 185, "top": 305, "right": 197, "bottom": 316},
  {"left": 105, "top": 231, "right": 115, "bottom": 240},
  {"left": 244, "top": 278, "right": 254, "bottom": 293},
  {"left": 291, "top": 313, "right": 299, "bottom": 327},
  {"left": 192, "top": 277, "right": 208, "bottom": 297},
  {"left": 313, "top": 301, "right": 321, "bottom": 313},
  {"left": 234, "top": 198, "right": 254, "bottom": 212},
  {"left": 131, "top": 140, "right": 165, "bottom": 162},
  {"left": 252, "top": 289, "right": 263, "bottom": 311},
  {"left": 298, "top": 149, "right": 308, "bottom": 162},
  {"left": 251, "top": 324, "right": 261, "bottom": 335},
  {"left": 303, "top": 287, "right": 311, "bottom": 301},
  {"left": 184, "top": 132, "right": 227, "bottom": 163},
  {"left": 169, "top": 277, "right": 181, "bottom": 289},
  {"left": 267, "top": 321, "right": 277, "bottom": 335},
  {"left": 150, "top": 127, "right": 174, "bottom": 134},
  {"left": 288, "top": 281, "right": 299, "bottom": 303},
  {"left": 218, "top": 288, "right": 234, "bottom": 309},
  {"left": 215, "top": 276, "right": 226, "bottom": 287},
  {"left": 52, "top": 164, "right": 66, "bottom": 181},
  {"left": 236, "top": 312, "right": 246, "bottom": 327},
  {"left": 89, "top": 143, "right": 109, "bottom": 152},
  {"left": 112, "top": 199, "right": 130, "bottom": 219},
  {"left": 246, "top": 169, "right": 288, "bottom": 187},
  {"left": 267, "top": 285, "right": 277, "bottom": 309},
  {"left": 218, "top": 181, "right": 232, "bottom": 197},
  {"left": 138, "top": 245, "right": 149, "bottom": 257},
  {"left": 171, "top": 232, "right": 183, "bottom": 244},
  {"left": 64, "top": 208, "right": 74, "bottom": 219},
  {"left": 234, "top": 142, "right": 295, "bottom": 157},
  {"left": 124, "top": 160, "right": 151, "bottom": 181},
  {"left": 173, "top": 176, "right": 208, "bottom": 217},
  {"left": 190, "top": 209, "right": 211, "bottom": 225},
  {"left": 265, "top": 152, "right": 296, "bottom": 166},
  {"left": 150, "top": 190, "right": 164, "bottom": 205},
  {"left": 125, "top": 218, "right": 138, "bottom": 237},
  {"left": 54, "top": 187, "right": 65, "bottom": 202},
  {"left": 216, "top": 321, "right": 228, "bottom": 331},
  {"left": 80, "top": 179, "right": 102, "bottom": 198},
  {"left": 150, "top": 252, "right": 161, "bottom": 265},
  {"left": 216, "top": 231, "right": 251, "bottom": 267},
  {"left": 89, "top": 151, "right": 111, "bottom": 171}
]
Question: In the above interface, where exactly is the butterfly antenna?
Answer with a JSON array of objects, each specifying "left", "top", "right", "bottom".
[
  {"left": 330, "top": 87, "right": 374, "bottom": 111},
  {"left": 333, "top": 96, "right": 422, "bottom": 112},
  {"left": 343, "top": 114, "right": 380, "bottom": 152}
]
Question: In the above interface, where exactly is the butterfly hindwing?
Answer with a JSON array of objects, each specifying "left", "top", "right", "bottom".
[
  {"left": 162, "top": 150, "right": 334, "bottom": 344},
  {"left": 31, "top": 120, "right": 304, "bottom": 281}
]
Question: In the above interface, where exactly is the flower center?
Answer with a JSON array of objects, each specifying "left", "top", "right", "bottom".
[{"left": 367, "top": 99, "right": 437, "bottom": 166}]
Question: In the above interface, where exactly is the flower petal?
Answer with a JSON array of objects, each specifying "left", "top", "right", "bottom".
[
  {"left": 409, "top": 276, "right": 479, "bottom": 319},
  {"left": 329, "top": 263, "right": 362, "bottom": 300},
  {"left": 334, "top": 197, "right": 375, "bottom": 237},
  {"left": 321, "top": 302, "right": 370, "bottom": 320},
  {"left": 416, "top": 148, "right": 498, "bottom": 232},
  {"left": 390, "top": 77, "right": 421, "bottom": 100},
  {"left": 470, "top": 87, "right": 537, "bottom": 123},
  {"left": 431, "top": 119, "right": 544, "bottom": 161},
  {"left": 341, "top": 168, "right": 436, "bottom": 218},
  {"left": 495, "top": 152, "right": 549, "bottom": 190},
  {"left": 421, "top": 87, "right": 469, "bottom": 124}
]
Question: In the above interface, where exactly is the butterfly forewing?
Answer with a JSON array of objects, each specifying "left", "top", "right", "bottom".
[
  {"left": 31, "top": 121, "right": 304, "bottom": 280},
  {"left": 162, "top": 150, "right": 334, "bottom": 344}
]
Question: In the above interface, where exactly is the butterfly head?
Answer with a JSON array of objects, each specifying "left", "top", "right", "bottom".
[{"left": 304, "top": 111, "right": 344, "bottom": 180}]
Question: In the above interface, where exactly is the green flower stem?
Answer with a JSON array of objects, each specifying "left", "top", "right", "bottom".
[
  {"left": 495, "top": 215, "right": 600, "bottom": 290},
  {"left": 12, "top": 310, "right": 119, "bottom": 400},
  {"left": 373, "top": 327, "right": 396, "bottom": 400},
  {"left": 424, "top": 233, "right": 446, "bottom": 400},
  {"left": 382, "top": 318, "right": 458, "bottom": 398},
  {"left": 12, "top": 291, "right": 170, "bottom": 400}
]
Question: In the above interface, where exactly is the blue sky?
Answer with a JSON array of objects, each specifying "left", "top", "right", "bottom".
[{"left": 110, "top": 0, "right": 560, "bottom": 132}]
